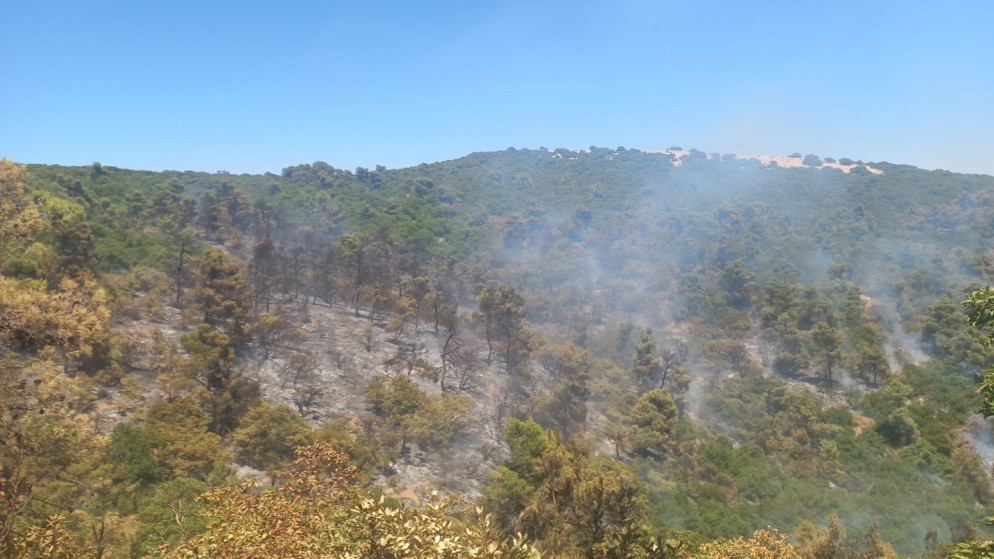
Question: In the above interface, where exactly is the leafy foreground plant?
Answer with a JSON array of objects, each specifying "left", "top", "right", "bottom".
[
  {"left": 952, "top": 288, "right": 994, "bottom": 559},
  {"left": 7, "top": 442, "right": 532, "bottom": 559},
  {"left": 161, "top": 442, "right": 533, "bottom": 559},
  {"left": 9, "top": 438, "right": 820, "bottom": 558}
]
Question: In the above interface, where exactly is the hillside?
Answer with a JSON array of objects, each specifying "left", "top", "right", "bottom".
[{"left": 3, "top": 150, "right": 994, "bottom": 557}]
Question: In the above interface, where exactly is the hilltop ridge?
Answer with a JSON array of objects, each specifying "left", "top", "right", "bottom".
[{"left": 648, "top": 149, "right": 886, "bottom": 174}]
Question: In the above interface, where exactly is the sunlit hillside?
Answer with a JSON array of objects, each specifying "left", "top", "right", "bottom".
[{"left": 3, "top": 149, "right": 994, "bottom": 557}]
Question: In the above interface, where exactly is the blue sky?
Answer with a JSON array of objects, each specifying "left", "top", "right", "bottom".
[{"left": 3, "top": 0, "right": 993, "bottom": 175}]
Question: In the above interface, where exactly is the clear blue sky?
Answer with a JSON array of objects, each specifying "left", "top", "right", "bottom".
[{"left": 3, "top": 0, "right": 993, "bottom": 175}]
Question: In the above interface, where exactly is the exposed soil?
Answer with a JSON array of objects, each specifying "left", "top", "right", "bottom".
[{"left": 651, "top": 150, "right": 885, "bottom": 175}]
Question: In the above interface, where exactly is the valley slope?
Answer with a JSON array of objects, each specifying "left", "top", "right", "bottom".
[{"left": 3, "top": 149, "right": 994, "bottom": 557}]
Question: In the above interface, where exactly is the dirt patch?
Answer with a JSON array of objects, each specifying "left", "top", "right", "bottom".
[
  {"left": 385, "top": 482, "right": 425, "bottom": 506},
  {"left": 852, "top": 413, "right": 874, "bottom": 436}
]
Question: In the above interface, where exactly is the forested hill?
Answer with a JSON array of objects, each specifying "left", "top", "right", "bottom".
[
  {"left": 27, "top": 148, "right": 994, "bottom": 333},
  {"left": 4, "top": 149, "right": 994, "bottom": 558},
  {"left": 28, "top": 148, "right": 994, "bottom": 295}
]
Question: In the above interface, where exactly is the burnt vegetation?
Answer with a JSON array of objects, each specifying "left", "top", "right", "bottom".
[{"left": 3, "top": 149, "right": 994, "bottom": 557}]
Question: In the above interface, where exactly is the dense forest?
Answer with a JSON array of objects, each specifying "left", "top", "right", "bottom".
[{"left": 4, "top": 147, "right": 994, "bottom": 558}]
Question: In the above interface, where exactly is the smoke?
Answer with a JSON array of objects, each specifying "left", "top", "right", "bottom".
[
  {"left": 440, "top": 147, "right": 992, "bottom": 415},
  {"left": 962, "top": 415, "right": 994, "bottom": 473}
]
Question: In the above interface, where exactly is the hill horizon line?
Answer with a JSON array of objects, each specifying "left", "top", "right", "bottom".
[{"left": 10, "top": 145, "right": 992, "bottom": 178}]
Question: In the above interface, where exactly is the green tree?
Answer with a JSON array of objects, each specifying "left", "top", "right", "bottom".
[
  {"left": 167, "top": 226, "right": 198, "bottom": 306},
  {"left": 478, "top": 283, "right": 527, "bottom": 371},
  {"left": 152, "top": 181, "right": 199, "bottom": 305},
  {"left": 430, "top": 275, "right": 458, "bottom": 335},
  {"left": 962, "top": 287, "right": 994, "bottom": 421},
  {"left": 627, "top": 388, "right": 678, "bottom": 457},
  {"left": 106, "top": 423, "right": 163, "bottom": 486},
  {"left": 135, "top": 477, "right": 209, "bottom": 556},
  {"left": 232, "top": 402, "right": 313, "bottom": 470},
  {"left": 811, "top": 322, "right": 844, "bottom": 384},
  {"left": 406, "top": 392, "right": 472, "bottom": 450},
  {"left": 963, "top": 288, "right": 994, "bottom": 410},
  {"left": 149, "top": 180, "right": 197, "bottom": 228},
  {"left": 477, "top": 285, "right": 501, "bottom": 363},
  {"left": 366, "top": 375, "right": 427, "bottom": 453},
  {"left": 250, "top": 311, "right": 297, "bottom": 359},
  {"left": 146, "top": 396, "right": 229, "bottom": 481},
  {"left": 408, "top": 275, "right": 431, "bottom": 331},
  {"left": 515, "top": 436, "right": 650, "bottom": 559},
  {"left": 761, "top": 277, "right": 800, "bottom": 327},
  {"left": 532, "top": 342, "right": 593, "bottom": 434},
  {"left": 47, "top": 198, "right": 95, "bottom": 278},
  {"left": 771, "top": 313, "right": 810, "bottom": 377},
  {"left": 876, "top": 406, "right": 920, "bottom": 447},
  {"left": 249, "top": 236, "right": 279, "bottom": 312},
  {"left": 853, "top": 341, "right": 889, "bottom": 385},
  {"left": 720, "top": 259, "right": 756, "bottom": 309},
  {"left": 504, "top": 418, "right": 551, "bottom": 482},
  {"left": 531, "top": 378, "right": 591, "bottom": 435},
  {"left": 482, "top": 466, "right": 535, "bottom": 534},
  {"left": 180, "top": 325, "right": 259, "bottom": 434},
  {"left": 199, "top": 179, "right": 252, "bottom": 243},
  {"left": 338, "top": 234, "right": 364, "bottom": 315},
  {"left": 195, "top": 249, "right": 250, "bottom": 335},
  {"left": 0, "top": 159, "right": 43, "bottom": 263},
  {"left": 632, "top": 329, "right": 663, "bottom": 394}
]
